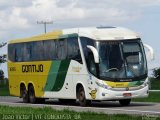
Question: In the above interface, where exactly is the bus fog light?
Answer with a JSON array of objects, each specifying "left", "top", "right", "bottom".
[{"left": 102, "top": 93, "right": 105, "bottom": 96}]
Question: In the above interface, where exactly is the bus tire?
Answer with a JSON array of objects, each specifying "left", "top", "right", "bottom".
[
  {"left": 28, "top": 85, "right": 37, "bottom": 104},
  {"left": 77, "top": 86, "right": 91, "bottom": 107},
  {"left": 119, "top": 99, "right": 131, "bottom": 106},
  {"left": 20, "top": 86, "right": 29, "bottom": 103}
]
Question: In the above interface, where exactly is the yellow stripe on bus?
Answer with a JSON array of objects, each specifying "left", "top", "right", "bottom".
[
  {"left": 104, "top": 81, "right": 129, "bottom": 88},
  {"left": 9, "top": 30, "right": 63, "bottom": 44}
]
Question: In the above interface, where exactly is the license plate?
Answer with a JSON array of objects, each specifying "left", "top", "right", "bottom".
[{"left": 123, "top": 93, "right": 132, "bottom": 97}]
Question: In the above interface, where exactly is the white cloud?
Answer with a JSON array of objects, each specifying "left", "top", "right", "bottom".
[
  {"left": 0, "top": 31, "right": 7, "bottom": 39},
  {"left": 22, "top": 0, "right": 85, "bottom": 21},
  {"left": 12, "top": 0, "right": 141, "bottom": 29},
  {"left": 124, "top": 0, "right": 160, "bottom": 7},
  {"left": 0, "top": 0, "right": 160, "bottom": 32},
  {"left": 0, "top": 0, "right": 160, "bottom": 77},
  {"left": 0, "top": 7, "right": 30, "bottom": 30},
  {"left": 0, "top": 0, "right": 32, "bottom": 8}
]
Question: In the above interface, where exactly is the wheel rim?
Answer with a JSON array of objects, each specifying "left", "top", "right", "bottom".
[
  {"left": 22, "top": 91, "right": 27, "bottom": 99},
  {"left": 79, "top": 89, "right": 85, "bottom": 102},
  {"left": 29, "top": 87, "right": 35, "bottom": 103},
  {"left": 21, "top": 88, "right": 28, "bottom": 102},
  {"left": 29, "top": 94, "right": 34, "bottom": 102}
]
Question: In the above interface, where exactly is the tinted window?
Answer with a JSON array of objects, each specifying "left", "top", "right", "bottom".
[
  {"left": 8, "top": 44, "right": 15, "bottom": 62},
  {"left": 81, "top": 37, "right": 94, "bottom": 61},
  {"left": 23, "top": 42, "right": 32, "bottom": 61},
  {"left": 81, "top": 37, "right": 95, "bottom": 74},
  {"left": 44, "top": 40, "right": 57, "bottom": 60},
  {"left": 32, "top": 41, "right": 44, "bottom": 61},
  {"left": 8, "top": 35, "right": 82, "bottom": 62},
  {"left": 15, "top": 43, "right": 24, "bottom": 62},
  {"left": 57, "top": 39, "right": 67, "bottom": 60},
  {"left": 67, "top": 37, "right": 82, "bottom": 63}
]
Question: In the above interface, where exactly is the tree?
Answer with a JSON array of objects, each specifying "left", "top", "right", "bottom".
[
  {"left": 0, "top": 42, "right": 7, "bottom": 48},
  {"left": 0, "top": 54, "right": 7, "bottom": 63},
  {"left": 0, "top": 42, "right": 7, "bottom": 80},
  {"left": 0, "top": 70, "right": 4, "bottom": 80},
  {"left": 152, "top": 68, "right": 160, "bottom": 79}
]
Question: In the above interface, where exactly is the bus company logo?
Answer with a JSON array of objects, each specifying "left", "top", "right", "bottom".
[
  {"left": 22, "top": 64, "right": 43, "bottom": 73},
  {"left": 72, "top": 67, "right": 82, "bottom": 72},
  {"left": 119, "top": 79, "right": 132, "bottom": 82},
  {"left": 126, "top": 87, "right": 129, "bottom": 91},
  {"left": 89, "top": 89, "right": 97, "bottom": 99},
  {"left": 115, "top": 83, "right": 125, "bottom": 87}
]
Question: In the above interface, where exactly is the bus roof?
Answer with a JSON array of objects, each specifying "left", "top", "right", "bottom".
[{"left": 9, "top": 27, "right": 140, "bottom": 44}]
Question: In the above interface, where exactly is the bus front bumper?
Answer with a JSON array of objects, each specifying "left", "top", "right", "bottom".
[{"left": 98, "top": 85, "right": 149, "bottom": 100}]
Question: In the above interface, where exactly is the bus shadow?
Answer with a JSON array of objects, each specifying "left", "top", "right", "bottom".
[
  {"left": 42, "top": 100, "right": 156, "bottom": 108},
  {"left": 17, "top": 99, "right": 156, "bottom": 108}
]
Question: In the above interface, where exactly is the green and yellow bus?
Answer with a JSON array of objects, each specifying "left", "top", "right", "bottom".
[{"left": 8, "top": 27, "right": 151, "bottom": 106}]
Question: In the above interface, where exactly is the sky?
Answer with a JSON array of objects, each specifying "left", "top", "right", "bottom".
[{"left": 0, "top": 0, "right": 160, "bottom": 77}]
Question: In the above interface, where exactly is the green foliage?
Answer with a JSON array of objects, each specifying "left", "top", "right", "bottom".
[
  {"left": 153, "top": 68, "right": 160, "bottom": 79},
  {"left": 0, "top": 42, "right": 7, "bottom": 81},
  {"left": 0, "top": 70, "right": 4, "bottom": 80},
  {"left": 133, "top": 92, "right": 160, "bottom": 103},
  {"left": 0, "top": 79, "right": 9, "bottom": 96},
  {"left": 0, "top": 42, "right": 7, "bottom": 63},
  {"left": 0, "top": 42, "right": 7, "bottom": 48},
  {"left": 0, "top": 54, "right": 7, "bottom": 63},
  {"left": 149, "top": 77, "right": 160, "bottom": 90}
]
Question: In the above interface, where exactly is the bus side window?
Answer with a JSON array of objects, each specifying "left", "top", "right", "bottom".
[
  {"left": 81, "top": 37, "right": 95, "bottom": 74},
  {"left": 57, "top": 39, "right": 67, "bottom": 60},
  {"left": 43, "top": 40, "right": 57, "bottom": 60},
  {"left": 8, "top": 44, "right": 16, "bottom": 62},
  {"left": 23, "top": 42, "right": 32, "bottom": 61},
  {"left": 15, "top": 43, "right": 24, "bottom": 62},
  {"left": 80, "top": 37, "right": 94, "bottom": 61},
  {"left": 32, "top": 41, "right": 44, "bottom": 61},
  {"left": 67, "top": 37, "right": 82, "bottom": 63}
]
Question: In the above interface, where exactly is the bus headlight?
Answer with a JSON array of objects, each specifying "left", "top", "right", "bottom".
[{"left": 95, "top": 81, "right": 111, "bottom": 89}]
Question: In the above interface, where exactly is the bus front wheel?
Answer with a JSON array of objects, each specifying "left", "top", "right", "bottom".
[
  {"left": 77, "top": 86, "right": 91, "bottom": 107},
  {"left": 119, "top": 99, "right": 131, "bottom": 106}
]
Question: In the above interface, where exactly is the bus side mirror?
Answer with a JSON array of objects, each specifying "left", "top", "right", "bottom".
[
  {"left": 143, "top": 44, "right": 154, "bottom": 61},
  {"left": 87, "top": 45, "right": 99, "bottom": 63}
]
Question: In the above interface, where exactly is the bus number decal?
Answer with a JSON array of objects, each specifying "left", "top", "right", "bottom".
[{"left": 10, "top": 67, "right": 16, "bottom": 71}]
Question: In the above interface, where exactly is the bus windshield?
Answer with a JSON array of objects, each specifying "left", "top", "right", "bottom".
[{"left": 97, "top": 40, "right": 147, "bottom": 80}]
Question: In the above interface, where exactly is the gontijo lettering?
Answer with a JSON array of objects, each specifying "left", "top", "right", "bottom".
[{"left": 22, "top": 64, "right": 43, "bottom": 72}]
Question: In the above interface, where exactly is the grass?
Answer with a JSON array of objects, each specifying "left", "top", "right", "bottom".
[
  {"left": 133, "top": 91, "right": 160, "bottom": 103},
  {"left": 0, "top": 81, "right": 10, "bottom": 96},
  {"left": 0, "top": 105, "right": 158, "bottom": 120},
  {"left": 0, "top": 78, "right": 159, "bottom": 119},
  {"left": 132, "top": 78, "right": 160, "bottom": 103},
  {"left": 149, "top": 78, "right": 160, "bottom": 90},
  {"left": 0, "top": 77, "right": 160, "bottom": 102}
]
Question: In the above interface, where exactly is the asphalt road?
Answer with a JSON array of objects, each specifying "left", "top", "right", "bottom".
[{"left": 0, "top": 96, "right": 160, "bottom": 116}]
